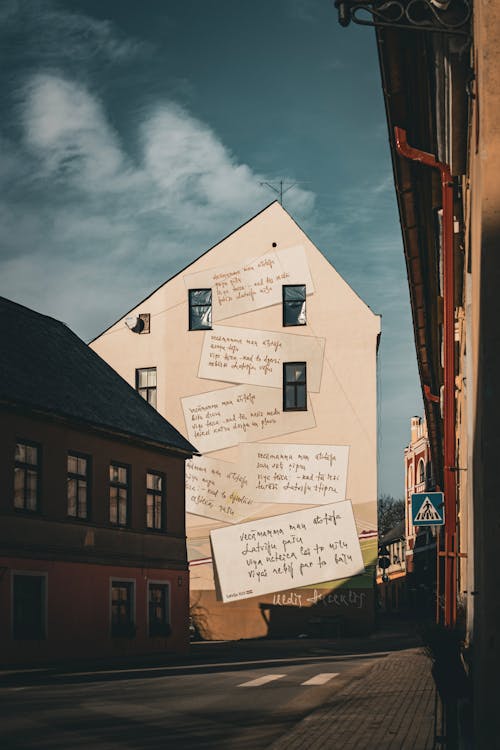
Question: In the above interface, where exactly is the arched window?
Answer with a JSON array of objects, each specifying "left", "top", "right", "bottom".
[
  {"left": 418, "top": 459, "right": 425, "bottom": 484},
  {"left": 407, "top": 463, "right": 414, "bottom": 490}
]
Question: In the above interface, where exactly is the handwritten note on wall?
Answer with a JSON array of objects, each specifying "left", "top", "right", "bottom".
[
  {"left": 184, "top": 245, "right": 314, "bottom": 321},
  {"left": 210, "top": 501, "right": 365, "bottom": 602},
  {"left": 240, "top": 443, "right": 349, "bottom": 504},
  {"left": 186, "top": 455, "right": 257, "bottom": 523},
  {"left": 182, "top": 384, "right": 316, "bottom": 453},
  {"left": 198, "top": 326, "right": 325, "bottom": 391}
]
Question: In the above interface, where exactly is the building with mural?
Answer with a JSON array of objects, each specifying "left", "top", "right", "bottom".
[
  {"left": 91, "top": 202, "right": 381, "bottom": 639},
  {"left": 0, "top": 297, "right": 196, "bottom": 664}
]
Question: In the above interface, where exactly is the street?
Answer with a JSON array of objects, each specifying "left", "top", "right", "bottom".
[{"left": 0, "top": 643, "right": 387, "bottom": 749}]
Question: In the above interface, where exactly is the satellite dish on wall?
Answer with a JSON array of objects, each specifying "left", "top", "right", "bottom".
[{"left": 125, "top": 315, "right": 144, "bottom": 333}]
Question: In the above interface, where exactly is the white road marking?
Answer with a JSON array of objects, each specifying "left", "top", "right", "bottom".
[
  {"left": 301, "top": 672, "right": 339, "bottom": 686},
  {"left": 238, "top": 674, "right": 285, "bottom": 687}
]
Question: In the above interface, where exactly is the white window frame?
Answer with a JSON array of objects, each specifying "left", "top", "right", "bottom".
[{"left": 417, "top": 458, "right": 426, "bottom": 485}]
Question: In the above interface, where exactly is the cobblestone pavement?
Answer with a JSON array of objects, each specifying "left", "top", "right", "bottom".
[{"left": 270, "top": 648, "right": 442, "bottom": 750}]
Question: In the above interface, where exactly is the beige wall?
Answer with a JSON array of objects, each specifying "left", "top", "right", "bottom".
[{"left": 91, "top": 202, "right": 381, "bottom": 637}]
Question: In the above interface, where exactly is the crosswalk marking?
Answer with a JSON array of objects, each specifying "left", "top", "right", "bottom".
[
  {"left": 238, "top": 674, "right": 285, "bottom": 687},
  {"left": 301, "top": 672, "right": 339, "bottom": 686},
  {"left": 238, "top": 672, "right": 341, "bottom": 688}
]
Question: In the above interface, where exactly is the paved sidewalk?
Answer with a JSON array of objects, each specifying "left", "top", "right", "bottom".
[{"left": 271, "top": 647, "right": 441, "bottom": 750}]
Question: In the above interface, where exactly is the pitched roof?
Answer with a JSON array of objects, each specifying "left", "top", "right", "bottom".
[
  {"left": 90, "top": 200, "right": 380, "bottom": 342},
  {"left": 380, "top": 520, "right": 405, "bottom": 544},
  {"left": 0, "top": 297, "right": 197, "bottom": 455},
  {"left": 89, "top": 201, "right": 279, "bottom": 342}
]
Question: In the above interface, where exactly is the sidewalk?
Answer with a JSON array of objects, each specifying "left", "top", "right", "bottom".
[{"left": 271, "top": 646, "right": 441, "bottom": 750}]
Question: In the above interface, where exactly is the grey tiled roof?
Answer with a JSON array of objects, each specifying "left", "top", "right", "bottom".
[{"left": 0, "top": 297, "right": 197, "bottom": 455}]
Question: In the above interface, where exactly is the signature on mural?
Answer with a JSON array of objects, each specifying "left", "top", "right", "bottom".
[{"left": 272, "top": 588, "right": 367, "bottom": 610}]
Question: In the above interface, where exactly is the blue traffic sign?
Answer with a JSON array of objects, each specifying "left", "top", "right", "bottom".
[{"left": 411, "top": 492, "right": 445, "bottom": 526}]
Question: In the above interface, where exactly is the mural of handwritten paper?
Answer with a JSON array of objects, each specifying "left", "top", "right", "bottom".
[
  {"left": 186, "top": 455, "right": 258, "bottom": 523},
  {"left": 184, "top": 245, "right": 314, "bottom": 321},
  {"left": 210, "top": 501, "right": 365, "bottom": 603},
  {"left": 198, "top": 326, "right": 325, "bottom": 391},
  {"left": 182, "top": 384, "right": 316, "bottom": 453},
  {"left": 240, "top": 443, "right": 349, "bottom": 504}
]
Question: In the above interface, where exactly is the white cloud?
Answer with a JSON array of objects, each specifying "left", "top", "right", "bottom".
[
  {"left": 23, "top": 74, "right": 125, "bottom": 187},
  {"left": 1, "top": 72, "right": 315, "bottom": 339},
  {"left": 140, "top": 105, "right": 314, "bottom": 228}
]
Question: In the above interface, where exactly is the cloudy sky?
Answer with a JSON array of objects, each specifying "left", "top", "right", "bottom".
[{"left": 1, "top": 0, "right": 422, "bottom": 497}]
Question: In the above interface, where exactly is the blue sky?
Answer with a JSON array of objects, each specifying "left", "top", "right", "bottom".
[{"left": 0, "top": 0, "right": 422, "bottom": 496}]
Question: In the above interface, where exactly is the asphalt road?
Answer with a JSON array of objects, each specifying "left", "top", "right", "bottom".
[{"left": 0, "top": 647, "right": 387, "bottom": 749}]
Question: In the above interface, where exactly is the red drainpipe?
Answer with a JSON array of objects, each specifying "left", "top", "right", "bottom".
[{"left": 394, "top": 127, "right": 457, "bottom": 628}]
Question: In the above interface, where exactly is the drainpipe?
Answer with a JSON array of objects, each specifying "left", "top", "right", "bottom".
[{"left": 394, "top": 127, "right": 457, "bottom": 628}]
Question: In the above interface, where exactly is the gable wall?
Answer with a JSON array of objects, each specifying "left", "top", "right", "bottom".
[{"left": 91, "top": 204, "right": 381, "bottom": 637}]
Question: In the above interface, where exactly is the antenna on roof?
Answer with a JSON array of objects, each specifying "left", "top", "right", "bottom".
[{"left": 260, "top": 179, "right": 303, "bottom": 206}]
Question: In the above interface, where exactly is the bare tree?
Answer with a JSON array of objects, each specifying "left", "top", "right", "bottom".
[{"left": 378, "top": 493, "right": 405, "bottom": 537}]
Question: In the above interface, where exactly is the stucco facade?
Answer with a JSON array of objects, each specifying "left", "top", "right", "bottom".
[{"left": 91, "top": 202, "right": 381, "bottom": 638}]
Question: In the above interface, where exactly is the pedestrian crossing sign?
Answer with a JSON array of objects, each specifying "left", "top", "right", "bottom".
[{"left": 411, "top": 492, "right": 445, "bottom": 526}]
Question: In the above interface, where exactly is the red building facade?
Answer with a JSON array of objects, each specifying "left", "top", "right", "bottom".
[{"left": 0, "top": 298, "right": 196, "bottom": 664}]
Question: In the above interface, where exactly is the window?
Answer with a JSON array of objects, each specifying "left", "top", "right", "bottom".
[
  {"left": 109, "top": 464, "right": 129, "bottom": 527},
  {"left": 407, "top": 464, "right": 414, "bottom": 490},
  {"left": 12, "top": 574, "right": 46, "bottom": 639},
  {"left": 418, "top": 459, "right": 426, "bottom": 484},
  {"left": 111, "top": 581, "right": 135, "bottom": 637},
  {"left": 67, "top": 453, "right": 90, "bottom": 519},
  {"left": 283, "top": 284, "right": 306, "bottom": 326},
  {"left": 283, "top": 362, "right": 307, "bottom": 411},
  {"left": 136, "top": 367, "right": 157, "bottom": 409},
  {"left": 138, "top": 313, "right": 150, "bottom": 334},
  {"left": 189, "top": 289, "right": 212, "bottom": 330},
  {"left": 146, "top": 472, "right": 165, "bottom": 530},
  {"left": 14, "top": 442, "right": 39, "bottom": 512},
  {"left": 148, "top": 582, "right": 171, "bottom": 637}
]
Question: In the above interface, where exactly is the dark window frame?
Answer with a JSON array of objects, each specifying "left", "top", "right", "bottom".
[
  {"left": 283, "top": 362, "right": 307, "bottom": 412},
  {"left": 136, "top": 367, "right": 157, "bottom": 408},
  {"left": 188, "top": 288, "right": 212, "bottom": 331},
  {"left": 146, "top": 471, "right": 166, "bottom": 531},
  {"left": 14, "top": 440, "right": 41, "bottom": 513},
  {"left": 282, "top": 284, "right": 307, "bottom": 327},
  {"left": 109, "top": 462, "right": 130, "bottom": 527},
  {"left": 148, "top": 581, "right": 171, "bottom": 637},
  {"left": 67, "top": 451, "right": 91, "bottom": 520},
  {"left": 110, "top": 579, "right": 136, "bottom": 638},
  {"left": 12, "top": 572, "right": 47, "bottom": 640}
]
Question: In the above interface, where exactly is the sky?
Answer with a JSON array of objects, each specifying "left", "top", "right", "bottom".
[{"left": 0, "top": 0, "right": 423, "bottom": 497}]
